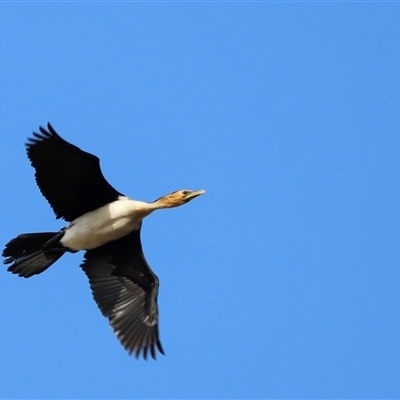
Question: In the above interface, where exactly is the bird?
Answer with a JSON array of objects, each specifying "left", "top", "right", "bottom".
[{"left": 2, "top": 123, "right": 205, "bottom": 360}]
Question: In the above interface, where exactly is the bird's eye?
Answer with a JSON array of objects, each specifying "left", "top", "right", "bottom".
[{"left": 182, "top": 191, "right": 189, "bottom": 195}]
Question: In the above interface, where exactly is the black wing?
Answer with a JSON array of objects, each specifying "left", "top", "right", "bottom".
[
  {"left": 80, "top": 226, "right": 164, "bottom": 360},
  {"left": 26, "top": 123, "right": 123, "bottom": 222}
]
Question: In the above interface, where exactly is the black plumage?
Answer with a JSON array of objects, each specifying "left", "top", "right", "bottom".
[
  {"left": 82, "top": 226, "right": 164, "bottom": 358},
  {"left": 26, "top": 124, "right": 122, "bottom": 221}
]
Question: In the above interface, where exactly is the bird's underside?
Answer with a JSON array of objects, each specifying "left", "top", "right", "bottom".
[{"left": 3, "top": 123, "right": 205, "bottom": 359}]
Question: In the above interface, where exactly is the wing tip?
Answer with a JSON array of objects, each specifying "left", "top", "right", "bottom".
[
  {"left": 132, "top": 339, "right": 165, "bottom": 360},
  {"left": 25, "top": 122, "right": 60, "bottom": 148}
]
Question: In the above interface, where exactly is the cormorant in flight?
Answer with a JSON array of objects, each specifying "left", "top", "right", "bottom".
[{"left": 3, "top": 123, "right": 205, "bottom": 359}]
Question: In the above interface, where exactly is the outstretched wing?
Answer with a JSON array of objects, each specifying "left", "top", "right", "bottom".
[
  {"left": 26, "top": 123, "right": 123, "bottom": 222},
  {"left": 80, "top": 226, "right": 164, "bottom": 360}
]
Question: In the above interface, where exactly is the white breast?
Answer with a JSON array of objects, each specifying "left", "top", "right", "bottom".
[{"left": 60, "top": 198, "right": 151, "bottom": 251}]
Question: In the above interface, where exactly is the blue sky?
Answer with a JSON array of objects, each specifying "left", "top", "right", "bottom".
[{"left": 1, "top": 2, "right": 399, "bottom": 399}]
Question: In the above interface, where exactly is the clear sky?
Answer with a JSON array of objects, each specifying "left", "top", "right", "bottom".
[{"left": 1, "top": 2, "right": 399, "bottom": 399}]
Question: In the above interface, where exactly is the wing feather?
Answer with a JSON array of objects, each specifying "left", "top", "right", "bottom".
[
  {"left": 26, "top": 123, "right": 123, "bottom": 221},
  {"left": 80, "top": 228, "right": 164, "bottom": 360}
]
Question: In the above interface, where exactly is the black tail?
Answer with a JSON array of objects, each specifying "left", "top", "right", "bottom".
[{"left": 3, "top": 232, "right": 66, "bottom": 278}]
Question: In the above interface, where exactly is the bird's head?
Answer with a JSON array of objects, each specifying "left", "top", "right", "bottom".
[{"left": 153, "top": 189, "right": 205, "bottom": 209}]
